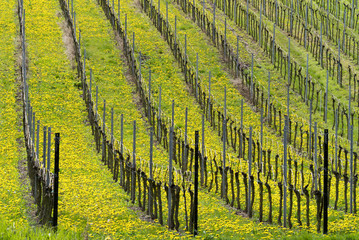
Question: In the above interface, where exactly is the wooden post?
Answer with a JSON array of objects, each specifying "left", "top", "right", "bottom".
[
  {"left": 52, "top": 133, "right": 60, "bottom": 230},
  {"left": 323, "top": 129, "right": 328, "bottom": 234},
  {"left": 194, "top": 130, "right": 199, "bottom": 236}
]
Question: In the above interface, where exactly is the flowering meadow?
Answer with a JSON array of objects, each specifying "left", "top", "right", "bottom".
[{"left": 1, "top": 0, "right": 359, "bottom": 239}]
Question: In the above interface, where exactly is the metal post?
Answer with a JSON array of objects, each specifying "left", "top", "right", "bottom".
[
  {"left": 350, "top": 125, "right": 354, "bottom": 213},
  {"left": 196, "top": 53, "right": 199, "bottom": 98},
  {"left": 201, "top": 114, "right": 205, "bottom": 186},
  {"left": 314, "top": 122, "right": 318, "bottom": 191},
  {"left": 121, "top": 114, "right": 124, "bottom": 153},
  {"left": 349, "top": 85, "right": 351, "bottom": 140},
  {"left": 320, "top": 23, "right": 323, "bottom": 67},
  {"left": 260, "top": 107, "right": 263, "bottom": 173},
  {"left": 306, "top": 54, "right": 308, "bottom": 103},
  {"left": 172, "top": 100, "right": 175, "bottom": 128},
  {"left": 111, "top": 108, "right": 114, "bottom": 145},
  {"left": 149, "top": 69, "right": 152, "bottom": 121},
  {"left": 287, "top": 38, "right": 290, "bottom": 119},
  {"left": 259, "top": 0, "right": 262, "bottom": 44},
  {"left": 184, "top": 107, "right": 188, "bottom": 168},
  {"left": 213, "top": 1, "right": 216, "bottom": 43},
  {"left": 305, "top": 5, "right": 308, "bottom": 49},
  {"left": 308, "top": 99, "right": 312, "bottom": 158},
  {"left": 283, "top": 117, "right": 288, "bottom": 227},
  {"left": 272, "top": 23, "right": 276, "bottom": 64},
  {"left": 240, "top": 99, "right": 244, "bottom": 158},
  {"left": 43, "top": 127, "right": 47, "bottom": 168},
  {"left": 248, "top": 127, "right": 253, "bottom": 216},
  {"left": 47, "top": 127, "right": 51, "bottom": 187},
  {"left": 251, "top": 54, "right": 254, "bottom": 99},
  {"left": 95, "top": 86, "right": 99, "bottom": 121},
  {"left": 36, "top": 121, "right": 40, "bottom": 158},
  {"left": 343, "top": 9, "right": 347, "bottom": 53},
  {"left": 325, "top": 70, "right": 328, "bottom": 123},
  {"left": 166, "top": 2, "right": 168, "bottom": 26},
  {"left": 208, "top": 71, "right": 211, "bottom": 119},
  {"left": 168, "top": 126, "right": 173, "bottom": 227},
  {"left": 268, "top": 72, "right": 270, "bottom": 119},
  {"left": 246, "top": 0, "right": 249, "bottom": 33},
  {"left": 290, "top": 0, "right": 293, "bottom": 35},
  {"left": 52, "top": 133, "right": 60, "bottom": 229},
  {"left": 194, "top": 130, "right": 199, "bottom": 236},
  {"left": 335, "top": 108, "right": 338, "bottom": 171},
  {"left": 222, "top": 87, "right": 227, "bottom": 198},
  {"left": 132, "top": 120, "right": 136, "bottom": 203},
  {"left": 323, "top": 129, "right": 328, "bottom": 234},
  {"left": 150, "top": 128, "right": 153, "bottom": 179}
]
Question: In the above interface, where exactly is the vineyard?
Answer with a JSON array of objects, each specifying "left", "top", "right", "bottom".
[{"left": 1, "top": 0, "right": 359, "bottom": 238}]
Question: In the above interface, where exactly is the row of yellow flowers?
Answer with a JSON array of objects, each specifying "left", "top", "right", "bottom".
[
  {"left": 0, "top": 0, "right": 27, "bottom": 227},
  {"left": 22, "top": 0, "right": 171, "bottom": 238}
]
